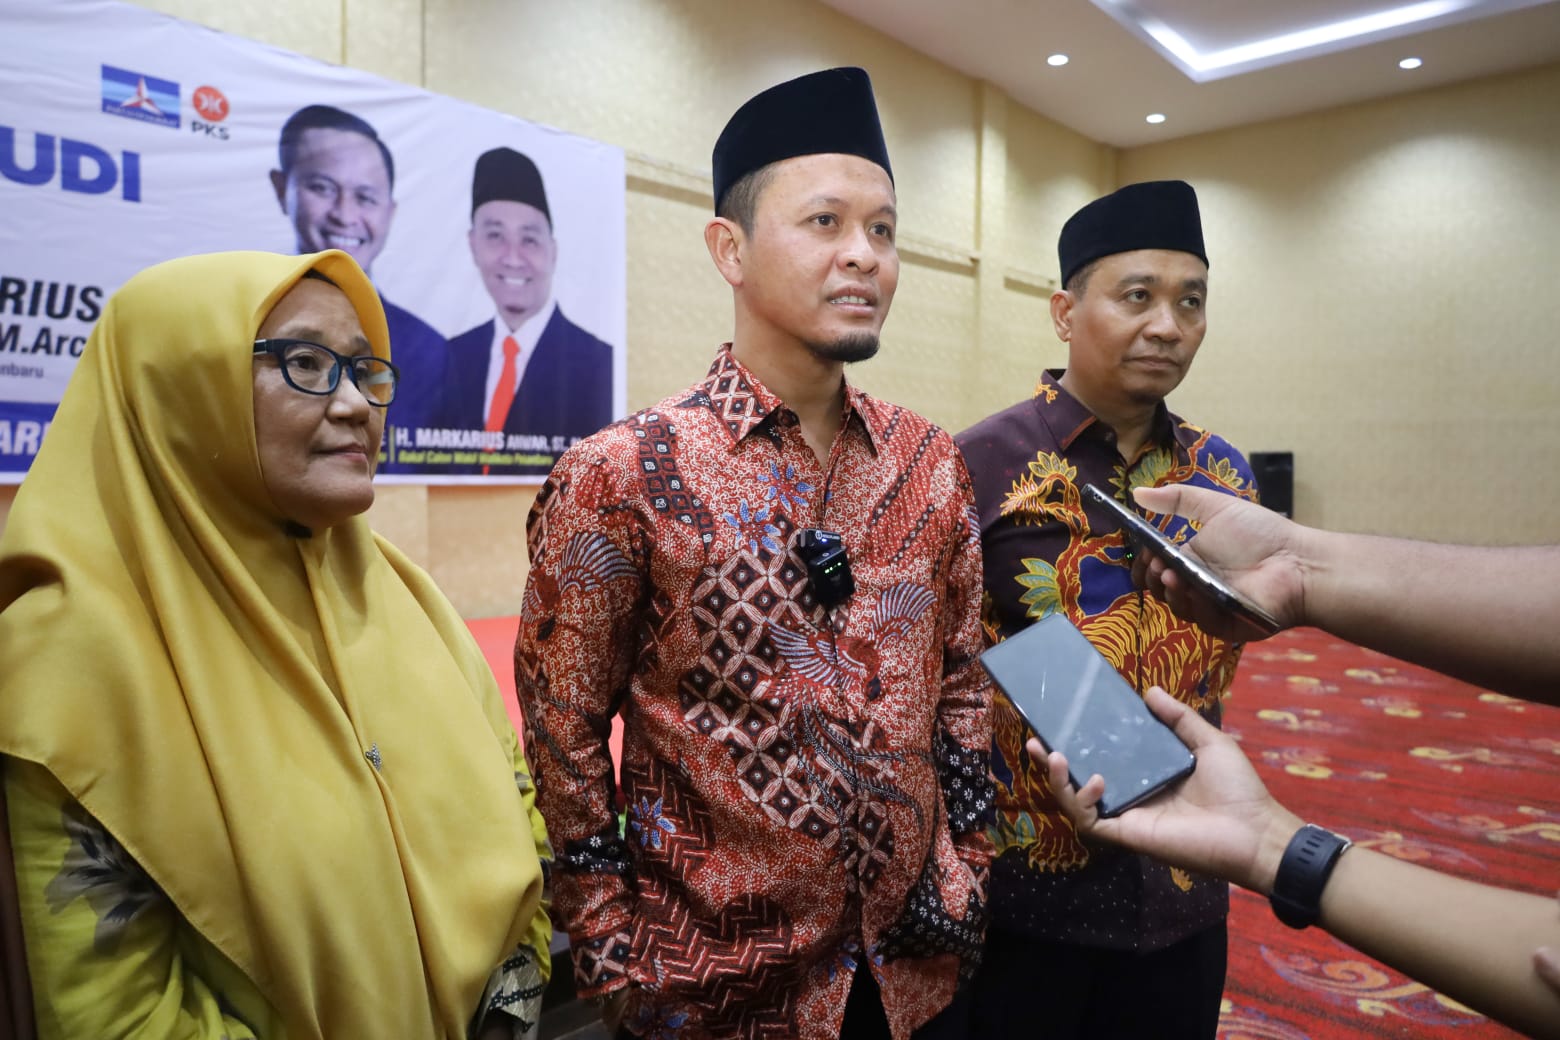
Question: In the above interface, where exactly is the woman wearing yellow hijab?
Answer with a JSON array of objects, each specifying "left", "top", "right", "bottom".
[{"left": 0, "top": 251, "right": 552, "bottom": 1038}]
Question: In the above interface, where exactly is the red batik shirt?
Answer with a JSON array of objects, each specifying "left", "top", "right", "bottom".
[{"left": 516, "top": 346, "right": 994, "bottom": 1040}]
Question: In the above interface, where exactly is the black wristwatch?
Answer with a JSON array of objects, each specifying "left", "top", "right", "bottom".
[{"left": 1269, "top": 824, "right": 1352, "bottom": 929}]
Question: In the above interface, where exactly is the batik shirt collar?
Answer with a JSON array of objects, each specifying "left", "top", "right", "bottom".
[
  {"left": 697, "top": 344, "right": 882, "bottom": 455},
  {"left": 1034, "top": 368, "right": 1189, "bottom": 458}
]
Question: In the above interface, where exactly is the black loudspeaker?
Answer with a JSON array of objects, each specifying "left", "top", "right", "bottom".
[{"left": 1249, "top": 451, "right": 1294, "bottom": 518}]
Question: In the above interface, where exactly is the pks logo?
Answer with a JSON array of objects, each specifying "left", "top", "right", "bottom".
[
  {"left": 190, "top": 85, "right": 231, "bottom": 141},
  {"left": 192, "top": 86, "right": 229, "bottom": 122},
  {"left": 101, "top": 65, "right": 179, "bottom": 130}
]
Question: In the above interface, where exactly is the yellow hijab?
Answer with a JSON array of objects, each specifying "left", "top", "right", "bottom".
[{"left": 0, "top": 251, "right": 543, "bottom": 1038}]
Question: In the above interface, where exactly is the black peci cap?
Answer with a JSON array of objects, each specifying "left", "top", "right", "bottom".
[
  {"left": 1058, "top": 180, "right": 1208, "bottom": 287},
  {"left": 711, "top": 66, "right": 893, "bottom": 214},
  {"left": 471, "top": 146, "right": 550, "bottom": 224}
]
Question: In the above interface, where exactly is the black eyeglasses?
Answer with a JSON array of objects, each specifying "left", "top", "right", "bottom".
[{"left": 252, "top": 339, "right": 399, "bottom": 406}]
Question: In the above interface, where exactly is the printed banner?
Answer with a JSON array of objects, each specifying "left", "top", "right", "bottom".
[{"left": 0, "top": 0, "right": 627, "bottom": 483}]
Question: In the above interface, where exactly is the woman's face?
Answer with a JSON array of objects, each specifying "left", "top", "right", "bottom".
[{"left": 252, "top": 277, "right": 384, "bottom": 531}]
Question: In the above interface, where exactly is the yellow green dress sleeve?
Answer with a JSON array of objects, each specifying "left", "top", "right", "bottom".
[
  {"left": 6, "top": 758, "right": 281, "bottom": 1040},
  {"left": 469, "top": 739, "right": 555, "bottom": 1039}
]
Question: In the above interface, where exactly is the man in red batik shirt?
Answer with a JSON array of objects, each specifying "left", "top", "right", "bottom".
[{"left": 514, "top": 67, "right": 993, "bottom": 1040}]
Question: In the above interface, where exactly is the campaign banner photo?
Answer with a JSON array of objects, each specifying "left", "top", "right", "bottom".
[{"left": 0, "top": 0, "right": 627, "bottom": 483}]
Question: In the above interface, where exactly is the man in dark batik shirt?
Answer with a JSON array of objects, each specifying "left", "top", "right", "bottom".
[
  {"left": 516, "top": 68, "right": 993, "bottom": 1040},
  {"left": 957, "top": 181, "right": 1259, "bottom": 1039}
]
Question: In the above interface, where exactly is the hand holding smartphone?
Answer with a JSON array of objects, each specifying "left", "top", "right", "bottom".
[
  {"left": 980, "top": 614, "right": 1195, "bottom": 817},
  {"left": 1082, "top": 483, "right": 1282, "bottom": 635}
]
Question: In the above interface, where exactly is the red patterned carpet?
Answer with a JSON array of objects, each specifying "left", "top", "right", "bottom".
[
  {"left": 1219, "top": 627, "right": 1560, "bottom": 1039},
  {"left": 467, "top": 618, "right": 1558, "bottom": 1038}
]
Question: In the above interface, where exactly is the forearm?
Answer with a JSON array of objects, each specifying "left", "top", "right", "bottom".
[
  {"left": 518, "top": 669, "right": 635, "bottom": 971},
  {"left": 1304, "top": 532, "right": 1560, "bottom": 703},
  {"left": 1235, "top": 807, "right": 1560, "bottom": 1039},
  {"left": 937, "top": 505, "right": 996, "bottom": 847},
  {"left": 516, "top": 463, "right": 644, "bottom": 992},
  {"left": 936, "top": 482, "right": 995, "bottom": 758},
  {"left": 1313, "top": 847, "right": 1560, "bottom": 1039}
]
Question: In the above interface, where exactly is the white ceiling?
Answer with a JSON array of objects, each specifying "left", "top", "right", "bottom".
[{"left": 817, "top": 0, "right": 1560, "bottom": 147}]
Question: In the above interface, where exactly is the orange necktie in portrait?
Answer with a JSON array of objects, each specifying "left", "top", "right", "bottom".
[
  {"left": 487, "top": 335, "right": 520, "bottom": 432},
  {"left": 483, "top": 335, "right": 519, "bottom": 474}
]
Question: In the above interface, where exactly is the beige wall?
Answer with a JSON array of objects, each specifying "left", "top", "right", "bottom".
[
  {"left": 5, "top": 1, "right": 1556, "bottom": 614},
  {"left": 1119, "top": 63, "right": 1560, "bottom": 542}
]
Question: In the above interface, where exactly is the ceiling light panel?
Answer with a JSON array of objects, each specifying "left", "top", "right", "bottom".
[{"left": 1091, "top": 0, "right": 1554, "bottom": 80}]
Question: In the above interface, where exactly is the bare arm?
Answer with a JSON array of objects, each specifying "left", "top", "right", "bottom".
[
  {"left": 1034, "top": 689, "right": 1560, "bottom": 1040},
  {"left": 1131, "top": 484, "right": 1560, "bottom": 705}
]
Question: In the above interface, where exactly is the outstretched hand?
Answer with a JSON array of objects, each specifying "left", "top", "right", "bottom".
[
  {"left": 1130, "top": 484, "right": 1306, "bottom": 642},
  {"left": 1028, "top": 687, "right": 1303, "bottom": 894}
]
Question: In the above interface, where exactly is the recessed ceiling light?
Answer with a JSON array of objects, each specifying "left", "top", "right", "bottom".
[
  {"left": 1145, "top": 113, "right": 1167, "bottom": 124},
  {"left": 1399, "top": 56, "right": 1423, "bottom": 69},
  {"left": 1047, "top": 53, "right": 1070, "bottom": 67}
]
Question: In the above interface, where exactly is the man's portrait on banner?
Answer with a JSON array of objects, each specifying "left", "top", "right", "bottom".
[
  {"left": 435, "top": 146, "right": 614, "bottom": 475},
  {"left": 269, "top": 104, "right": 446, "bottom": 439}
]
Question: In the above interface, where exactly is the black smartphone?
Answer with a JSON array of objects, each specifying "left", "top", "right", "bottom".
[
  {"left": 1082, "top": 483, "right": 1282, "bottom": 636},
  {"left": 980, "top": 613, "right": 1195, "bottom": 817}
]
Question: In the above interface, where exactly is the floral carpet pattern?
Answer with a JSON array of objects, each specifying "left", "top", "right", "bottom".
[{"left": 1218, "top": 627, "right": 1559, "bottom": 1039}]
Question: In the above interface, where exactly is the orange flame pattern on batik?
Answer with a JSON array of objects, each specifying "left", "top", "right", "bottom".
[{"left": 986, "top": 439, "right": 1251, "bottom": 871}]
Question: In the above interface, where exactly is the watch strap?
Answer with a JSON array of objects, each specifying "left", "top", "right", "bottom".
[{"left": 1269, "top": 823, "right": 1351, "bottom": 929}]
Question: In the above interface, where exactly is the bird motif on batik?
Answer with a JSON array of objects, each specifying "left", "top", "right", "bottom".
[
  {"left": 522, "top": 531, "right": 638, "bottom": 642},
  {"left": 762, "top": 582, "right": 940, "bottom": 880},
  {"left": 770, "top": 582, "right": 937, "bottom": 704}
]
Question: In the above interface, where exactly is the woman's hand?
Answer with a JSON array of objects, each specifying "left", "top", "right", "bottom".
[{"left": 1029, "top": 686, "right": 1303, "bottom": 894}]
